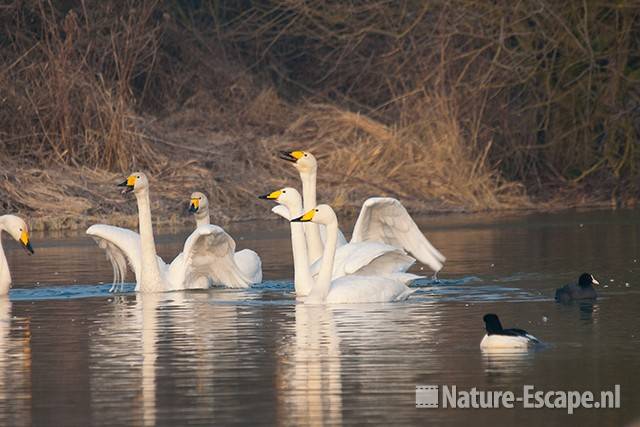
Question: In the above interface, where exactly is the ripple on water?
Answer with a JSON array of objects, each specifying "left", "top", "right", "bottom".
[{"left": 7, "top": 275, "right": 547, "bottom": 305}]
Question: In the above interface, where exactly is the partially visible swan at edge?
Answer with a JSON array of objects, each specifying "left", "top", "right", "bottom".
[
  {"left": 188, "top": 191, "right": 262, "bottom": 284},
  {"left": 279, "top": 150, "right": 446, "bottom": 275},
  {"left": 259, "top": 188, "right": 421, "bottom": 294},
  {"left": 0, "top": 215, "right": 34, "bottom": 296},
  {"left": 290, "top": 204, "right": 415, "bottom": 304},
  {"left": 87, "top": 172, "right": 258, "bottom": 292}
]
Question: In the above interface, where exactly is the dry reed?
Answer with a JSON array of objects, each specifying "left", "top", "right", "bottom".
[{"left": 0, "top": 0, "right": 637, "bottom": 230}]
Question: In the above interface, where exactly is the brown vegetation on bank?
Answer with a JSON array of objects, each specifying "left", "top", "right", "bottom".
[{"left": 0, "top": 1, "right": 638, "bottom": 230}]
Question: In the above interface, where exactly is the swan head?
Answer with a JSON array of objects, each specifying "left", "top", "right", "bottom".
[
  {"left": 118, "top": 172, "right": 149, "bottom": 194},
  {"left": 278, "top": 150, "right": 317, "bottom": 173},
  {"left": 258, "top": 187, "right": 302, "bottom": 211},
  {"left": 1, "top": 215, "right": 34, "bottom": 255},
  {"left": 290, "top": 204, "right": 336, "bottom": 225},
  {"left": 189, "top": 192, "right": 208, "bottom": 214}
]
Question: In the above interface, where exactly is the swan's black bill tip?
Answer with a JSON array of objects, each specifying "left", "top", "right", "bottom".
[{"left": 278, "top": 151, "right": 298, "bottom": 162}]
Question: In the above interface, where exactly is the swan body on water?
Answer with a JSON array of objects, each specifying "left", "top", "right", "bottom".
[
  {"left": 0, "top": 215, "right": 34, "bottom": 295},
  {"left": 291, "top": 204, "right": 415, "bottom": 304},
  {"left": 260, "top": 188, "right": 421, "bottom": 294},
  {"left": 188, "top": 192, "right": 262, "bottom": 284},
  {"left": 87, "top": 173, "right": 260, "bottom": 292},
  {"left": 279, "top": 150, "right": 445, "bottom": 274}
]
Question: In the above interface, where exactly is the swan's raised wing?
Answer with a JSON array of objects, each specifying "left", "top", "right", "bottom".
[
  {"left": 169, "top": 225, "right": 253, "bottom": 289},
  {"left": 309, "top": 241, "right": 417, "bottom": 281},
  {"left": 350, "top": 198, "right": 445, "bottom": 272},
  {"left": 86, "top": 224, "right": 142, "bottom": 286}
]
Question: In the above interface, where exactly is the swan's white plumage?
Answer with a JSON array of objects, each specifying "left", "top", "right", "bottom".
[
  {"left": 321, "top": 275, "right": 415, "bottom": 304},
  {"left": 88, "top": 224, "right": 256, "bottom": 291},
  {"left": 87, "top": 224, "right": 150, "bottom": 291},
  {"left": 234, "top": 249, "right": 263, "bottom": 284},
  {"left": 88, "top": 181, "right": 260, "bottom": 291},
  {"left": 296, "top": 204, "right": 416, "bottom": 305},
  {"left": 0, "top": 215, "right": 34, "bottom": 295},
  {"left": 351, "top": 197, "right": 445, "bottom": 273},
  {"left": 266, "top": 188, "right": 421, "bottom": 287},
  {"left": 167, "top": 225, "right": 255, "bottom": 289},
  {"left": 309, "top": 241, "right": 417, "bottom": 282},
  {"left": 271, "top": 205, "right": 291, "bottom": 220},
  {"left": 319, "top": 224, "right": 348, "bottom": 248},
  {"left": 282, "top": 151, "right": 445, "bottom": 274},
  {"left": 189, "top": 191, "right": 262, "bottom": 285}
]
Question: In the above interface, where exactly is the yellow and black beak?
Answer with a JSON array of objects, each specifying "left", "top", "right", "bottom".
[
  {"left": 20, "top": 229, "right": 34, "bottom": 255},
  {"left": 117, "top": 175, "right": 136, "bottom": 194},
  {"left": 291, "top": 209, "right": 315, "bottom": 222},
  {"left": 258, "top": 190, "right": 282, "bottom": 200},
  {"left": 278, "top": 150, "right": 304, "bottom": 163},
  {"left": 189, "top": 198, "right": 199, "bottom": 213}
]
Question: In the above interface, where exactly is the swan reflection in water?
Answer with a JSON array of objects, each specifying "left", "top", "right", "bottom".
[
  {"left": 279, "top": 304, "right": 343, "bottom": 426},
  {"left": 88, "top": 290, "right": 243, "bottom": 426},
  {"left": 0, "top": 298, "right": 32, "bottom": 425}
]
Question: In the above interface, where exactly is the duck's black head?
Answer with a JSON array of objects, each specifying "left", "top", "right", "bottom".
[
  {"left": 483, "top": 313, "right": 504, "bottom": 334},
  {"left": 578, "top": 273, "right": 598, "bottom": 288}
]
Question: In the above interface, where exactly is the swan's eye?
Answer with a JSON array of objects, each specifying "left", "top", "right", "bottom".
[
  {"left": 315, "top": 209, "right": 319, "bottom": 212},
  {"left": 19, "top": 228, "right": 22, "bottom": 232},
  {"left": 199, "top": 197, "right": 202, "bottom": 200},
  {"left": 282, "top": 190, "right": 286, "bottom": 193},
  {"left": 304, "top": 154, "right": 308, "bottom": 157}
]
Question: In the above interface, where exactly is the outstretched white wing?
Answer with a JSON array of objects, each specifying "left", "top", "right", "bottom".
[
  {"left": 350, "top": 197, "right": 445, "bottom": 272},
  {"left": 169, "top": 225, "right": 254, "bottom": 289},
  {"left": 309, "top": 241, "right": 419, "bottom": 284},
  {"left": 86, "top": 224, "right": 143, "bottom": 286}
]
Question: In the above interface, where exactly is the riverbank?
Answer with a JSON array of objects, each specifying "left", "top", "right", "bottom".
[{"left": 2, "top": 1, "right": 637, "bottom": 231}]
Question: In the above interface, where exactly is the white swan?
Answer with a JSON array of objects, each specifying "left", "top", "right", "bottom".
[
  {"left": 278, "top": 151, "right": 348, "bottom": 263},
  {"left": 279, "top": 150, "right": 446, "bottom": 274},
  {"left": 259, "top": 188, "right": 313, "bottom": 296},
  {"left": 0, "top": 215, "right": 34, "bottom": 296},
  {"left": 291, "top": 204, "right": 415, "bottom": 304},
  {"left": 260, "top": 188, "right": 421, "bottom": 294},
  {"left": 87, "top": 172, "right": 259, "bottom": 292},
  {"left": 188, "top": 191, "right": 262, "bottom": 284}
]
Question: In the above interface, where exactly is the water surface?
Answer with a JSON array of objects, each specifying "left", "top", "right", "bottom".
[{"left": 1, "top": 209, "right": 639, "bottom": 426}]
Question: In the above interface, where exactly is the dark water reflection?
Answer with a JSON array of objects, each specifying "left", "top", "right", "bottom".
[{"left": 0, "top": 209, "right": 639, "bottom": 426}]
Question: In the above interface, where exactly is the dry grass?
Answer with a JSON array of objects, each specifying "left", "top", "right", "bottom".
[{"left": 0, "top": 1, "right": 637, "bottom": 230}]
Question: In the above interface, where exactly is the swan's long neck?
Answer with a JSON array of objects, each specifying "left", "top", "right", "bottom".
[
  {"left": 0, "top": 220, "right": 11, "bottom": 296},
  {"left": 135, "top": 189, "right": 164, "bottom": 292},
  {"left": 194, "top": 206, "right": 210, "bottom": 227},
  {"left": 300, "top": 170, "right": 324, "bottom": 263},
  {"left": 287, "top": 202, "right": 314, "bottom": 296},
  {"left": 307, "top": 219, "right": 338, "bottom": 303}
]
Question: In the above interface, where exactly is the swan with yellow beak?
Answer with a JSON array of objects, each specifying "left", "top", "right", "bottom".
[
  {"left": 260, "top": 197, "right": 413, "bottom": 304},
  {"left": 0, "top": 215, "right": 34, "bottom": 295},
  {"left": 88, "top": 172, "right": 262, "bottom": 292},
  {"left": 279, "top": 150, "right": 446, "bottom": 276},
  {"left": 287, "top": 204, "right": 415, "bottom": 304}
]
